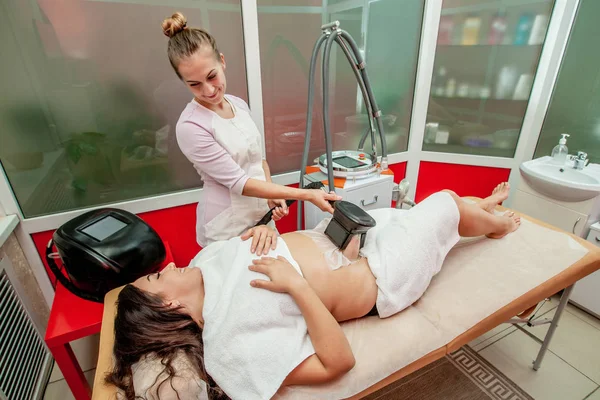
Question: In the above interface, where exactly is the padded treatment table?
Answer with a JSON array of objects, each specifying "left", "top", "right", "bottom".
[{"left": 91, "top": 204, "right": 600, "bottom": 400}]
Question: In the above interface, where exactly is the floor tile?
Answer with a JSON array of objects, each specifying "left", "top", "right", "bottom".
[
  {"left": 49, "top": 334, "right": 100, "bottom": 383},
  {"left": 44, "top": 369, "right": 95, "bottom": 400},
  {"left": 567, "top": 303, "right": 600, "bottom": 332},
  {"left": 468, "top": 324, "right": 516, "bottom": 351},
  {"left": 524, "top": 306, "right": 600, "bottom": 384},
  {"left": 585, "top": 387, "right": 600, "bottom": 400},
  {"left": 480, "top": 330, "right": 597, "bottom": 400}
]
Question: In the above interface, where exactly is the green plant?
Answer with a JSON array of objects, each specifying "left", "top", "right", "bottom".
[{"left": 65, "top": 131, "right": 115, "bottom": 191}]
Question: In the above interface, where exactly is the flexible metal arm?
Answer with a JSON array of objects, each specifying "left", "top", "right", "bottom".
[
  {"left": 322, "top": 30, "right": 338, "bottom": 194},
  {"left": 339, "top": 30, "right": 388, "bottom": 168},
  {"left": 358, "top": 127, "right": 370, "bottom": 152},
  {"left": 334, "top": 35, "right": 377, "bottom": 159},
  {"left": 299, "top": 21, "right": 389, "bottom": 230},
  {"left": 298, "top": 34, "right": 328, "bottom": 230}
]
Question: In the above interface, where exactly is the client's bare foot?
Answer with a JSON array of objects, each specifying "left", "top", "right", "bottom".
[
  {"left": 479, "top": 182, "right": 510, "bottom": 214},
  {"left": 486, "top": 211, "right": 521, "bottom": 239}
]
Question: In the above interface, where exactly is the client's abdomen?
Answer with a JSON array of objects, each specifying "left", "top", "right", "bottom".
[{"left": 282, "top": 233, "right": 378, "bottom": 322}]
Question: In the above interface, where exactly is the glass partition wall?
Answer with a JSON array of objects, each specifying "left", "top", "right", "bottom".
[
  {"left": 1, "top": 0, "right": 426, "bottom": 216},
  {"left": 423, "top": 0, "right": 555, "bottom": 158},
  {"left": 0, "top": 0, "right": 247, "bottom": 217},
  {"left": 535, "top": 0, "right": 600, "bottom": 164},
  {"left": 0, "top": 0, "right": 568, "bottom": 214},
  {"left": 257, "top": 0, "right": 425, "bottom": 174},
  {"left": 0, "top": 0, "right": 579, "bottom": 311}
]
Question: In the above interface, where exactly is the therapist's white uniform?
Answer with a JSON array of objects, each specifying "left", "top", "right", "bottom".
[{"left": 176, "top": 95, "right": 273, "bottom": 247}]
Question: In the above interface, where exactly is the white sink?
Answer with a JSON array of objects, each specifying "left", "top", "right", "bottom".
[{"left": 520, "top": 156, "right": 600, "bottom": 202}]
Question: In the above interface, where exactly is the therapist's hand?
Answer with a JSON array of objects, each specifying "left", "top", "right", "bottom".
[
  {"left": 308, "top": 190, "right": 342, "bottom": 214},
  {"left": 268, "top": 199, "right": 288, "bottom": 221},
  {"left": 241, "top": 225, "right": 278, "bottom": 256}
]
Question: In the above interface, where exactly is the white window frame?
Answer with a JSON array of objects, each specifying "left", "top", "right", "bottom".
[{"left": 405, "top": 0, "right": 579, "bottom": 201}]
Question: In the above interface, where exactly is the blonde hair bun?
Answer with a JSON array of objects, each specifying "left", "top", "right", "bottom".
[{"left": 162, "top": 12, "right": 187, "bottom": 38}]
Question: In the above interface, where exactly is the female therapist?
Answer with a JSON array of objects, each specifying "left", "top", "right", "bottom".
[{"left": 162, "top": 12, "right": 339, "bottom": 247}]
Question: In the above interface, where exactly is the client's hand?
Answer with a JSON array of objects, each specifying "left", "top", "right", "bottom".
[
  {"left": 309, "top": 190, "right": 342, "bottom": 214},
  {"left": 241, "top": 225, "right": 278, "bottom": 256},
  {"left": 249, "top": 256, "right": 306, "bottom": 294}
]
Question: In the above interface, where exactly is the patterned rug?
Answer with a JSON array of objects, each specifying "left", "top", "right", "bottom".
[{"left": 362, "top": 345, "right": 533, "bottom": 400}]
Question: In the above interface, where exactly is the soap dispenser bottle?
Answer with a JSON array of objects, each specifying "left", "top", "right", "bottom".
[{"left": 551, "top": 134, "right": 570, "bottom": 165}]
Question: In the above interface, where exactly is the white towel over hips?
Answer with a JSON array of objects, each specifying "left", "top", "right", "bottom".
[{"left": 361, "top": 192, "right": 461, "bottom": 318}]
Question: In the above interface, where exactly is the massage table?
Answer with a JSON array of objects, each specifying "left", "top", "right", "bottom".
[{"left": 91, "top": 203, "right": 600, "bottom": 400}]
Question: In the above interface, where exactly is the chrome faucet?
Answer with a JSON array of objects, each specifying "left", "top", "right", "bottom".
[
  {"left": 573, "top": 151, "right": 589, "bottom": 170},
  {"left": 393, "top": 179, "right": 416, "bottom": 209}
]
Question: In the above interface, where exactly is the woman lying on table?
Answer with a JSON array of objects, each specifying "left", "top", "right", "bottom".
[{"left": 106, "top": 184, "right": 517, "bottom": 400}]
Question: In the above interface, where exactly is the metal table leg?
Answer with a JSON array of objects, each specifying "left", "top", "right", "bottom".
[{"left": 532, "top": 284, "right": 574, "bottom": 371}]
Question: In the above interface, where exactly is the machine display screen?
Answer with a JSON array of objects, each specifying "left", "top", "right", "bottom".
[
  {"left": 81, "top": 216, "right": 128, "bottom": 241},
  {"left": 333, "top": 156, "right": 367, "bottom": 169}
]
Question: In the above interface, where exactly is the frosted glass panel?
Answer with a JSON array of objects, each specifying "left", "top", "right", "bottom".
[
  {"left": 0, "top": 0, "right": 246, "bottom": 217},
  {"left": 363, "top": 0, "right": 424, "bottom": 156},
  {"left": 258, "top": 0, "right": 424, "bottom": 174},
  {"left": 424, "top": 0, "right": 554, "bottom": 157},
  {"left": 535, "top": 0, "right": 600, "bottom": 163}
]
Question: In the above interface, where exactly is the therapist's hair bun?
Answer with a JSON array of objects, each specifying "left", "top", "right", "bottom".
[
  {"left": 162, "top": 12, "right": 187, "bottom": 38},
  {"left": 162, "top": 12, "right": 221, "bottom": 79}
]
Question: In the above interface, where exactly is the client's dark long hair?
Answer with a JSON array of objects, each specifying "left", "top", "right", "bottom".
[{"left": 105, "top": 284, "right": 226, "bottom": 399}]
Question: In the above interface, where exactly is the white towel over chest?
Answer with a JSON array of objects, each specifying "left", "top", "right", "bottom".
[{"left": 191, "top": 237, "right": 315, "bottom": 400}]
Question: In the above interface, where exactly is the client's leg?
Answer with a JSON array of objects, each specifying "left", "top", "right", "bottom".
[
  {"left": 442, "top": 190, "right": 521, "bottom": 239},
  {"left": 477, "top": 182, "right": 510, "bottom": 214}
]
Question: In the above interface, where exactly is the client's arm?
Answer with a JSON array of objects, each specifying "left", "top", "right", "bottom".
[{"left": 249, "top": 257, "right": 355, "bottom": 385}]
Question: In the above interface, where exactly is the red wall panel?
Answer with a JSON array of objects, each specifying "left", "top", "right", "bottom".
[
  {"left": 415, "top": 162, "right": 511, "bottom": 202},
  {"left": 31, "top": 230, "right": 56, "bottom": 286},
  {"left": 274, "top": 183, "right": 300, "bottom": 234},
  {"left": 32, "top": 203, "right": 200, "bottom": 287},
  {"left": 30, "top": 161, "right": 407, "bottom": 286},
  {"left": 389, "top": 162, "right": 408, "bottom": 184},
  {"left": 387, "top": 162, "right": 407, "bottom": 208}
]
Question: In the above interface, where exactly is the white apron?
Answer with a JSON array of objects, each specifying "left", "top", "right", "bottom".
[{"left": 197, "top": 99, "right": 273, "bottom": 246}]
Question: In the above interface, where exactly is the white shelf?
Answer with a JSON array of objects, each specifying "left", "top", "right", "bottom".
[
  {"left": 431, "top": 94, "right": 527, "bottom": 101},
  {"left": 441, "top": 0, "right": 552, "bottom": 16},
  {"left": 436, "top": 43, "right": 543, "bottom": 48}
]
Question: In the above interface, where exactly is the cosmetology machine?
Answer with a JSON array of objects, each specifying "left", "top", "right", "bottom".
[
  {"left": 46, "top": 208, "right": 166, "bottom": 302},
  {"left": 299, "top": 21, "right": 415, "bottom": 231}
]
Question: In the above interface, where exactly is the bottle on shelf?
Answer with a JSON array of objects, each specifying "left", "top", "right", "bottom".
[
  {"left": 528, "top": 14, "right": 549, "bottom": 45},
  {"left": 495, "top": 65, "right": 518, "bottom": 99},
  {"left": 424, "top": 122, "right": 439, "bottom": 144},
  {"left": 432, "top": 66, "right": 448, "bottom": 96},
  {"left": 457, "top": 82, "right": 470, "bottom": 98},
  {"left": 488, "top": 12, "right": 507, "bottom": 45},
  {"left": 513, "top": 73, "right": 534, "bottom": 100},
  {"left": 435, "top": 128, "right": 449, "bottom": 145},
  {"left": 480, "top": 85, "right": 491, "bottom": 99},
  {"left": 551, "top": 134, "right": 570, "bottom": 165},
  {"left": 438, "top": 16, "right": 454, "bottom": 45},
  {"left": 461, "top": 16, "right": 481, "bottom": 45},
  {"left": 445, "top": 78, "right": 456, "bottom": 97},
  {"left": 468, "top": 84, "right": 481, "bottom": 98},
  {"left": 514, "top": 13, "right": 534, "bottom": 45}
]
